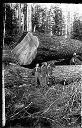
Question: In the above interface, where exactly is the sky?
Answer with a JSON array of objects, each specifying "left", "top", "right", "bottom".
[{"left": 8, "top": 3, "right": 82, "bottom": 15}]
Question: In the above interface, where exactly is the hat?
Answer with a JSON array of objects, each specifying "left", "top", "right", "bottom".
[
  {"left": 73, "top": 52, "right": 76, "bottom": 56},
  {"left": 36, "top": 63, "right": 39, "bottom": 67}
]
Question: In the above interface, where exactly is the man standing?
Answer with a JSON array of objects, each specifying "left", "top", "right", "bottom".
[
  {"left": 35, "top": 63, "right": 41, "bottom": 88},
  {"left": 70, "top": 53, "right": 82, "bottom": 65},
  {"left": 40, "top": 62, "right": 48, "bottom": 95}
]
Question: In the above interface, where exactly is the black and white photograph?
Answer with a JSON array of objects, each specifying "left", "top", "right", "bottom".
[{"left": 2, "top": 3, "right": 82, "bottom": 128}]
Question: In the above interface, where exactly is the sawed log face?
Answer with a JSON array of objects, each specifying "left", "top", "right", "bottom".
[{"left": 11, "top": 32, "right": 39, "bottom": 65}]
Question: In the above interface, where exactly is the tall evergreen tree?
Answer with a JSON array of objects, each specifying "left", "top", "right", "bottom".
[
  {"left": 52, "top": 7, "right": 65, "bottom": 36},
  {"left": 71, "top": 18, "right": 82, "bottom": 41},
  {"left": 4, "top": 4, "right": 19, "bottom": 49}
]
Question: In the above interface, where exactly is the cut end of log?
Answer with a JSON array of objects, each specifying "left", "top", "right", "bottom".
[{"left": 11, "top": 32, "right": 39, "bottom": 65}]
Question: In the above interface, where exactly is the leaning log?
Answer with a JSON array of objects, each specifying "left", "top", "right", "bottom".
[{"left": 3, "top": 32, "right": 82, "bottom": 66}]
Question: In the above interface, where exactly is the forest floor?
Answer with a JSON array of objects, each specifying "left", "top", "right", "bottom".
[{"left": 3, "top": 63, "right": 81, "bottom": 128}]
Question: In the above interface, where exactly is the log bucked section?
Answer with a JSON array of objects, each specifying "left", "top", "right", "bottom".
[{"left": 3, "top": 32, "right": 82, "bottom": 67}]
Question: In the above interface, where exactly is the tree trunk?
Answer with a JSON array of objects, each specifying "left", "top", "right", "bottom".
[{"left": 27, "top": 3, "right": 32, "bottom": 32}]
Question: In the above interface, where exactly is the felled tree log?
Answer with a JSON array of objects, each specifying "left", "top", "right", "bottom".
[
  {"left": 4, "top": 64, "right": 82, "bottom": 89},
  {"left": 34, "top": 33, "right": 82, "bottom": 64},
  {"left": 51, "top": 65, "right": 82, "bottom": 84},
  {"left": 3, "top": 32, "right": 82, "bottom": 66}
]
